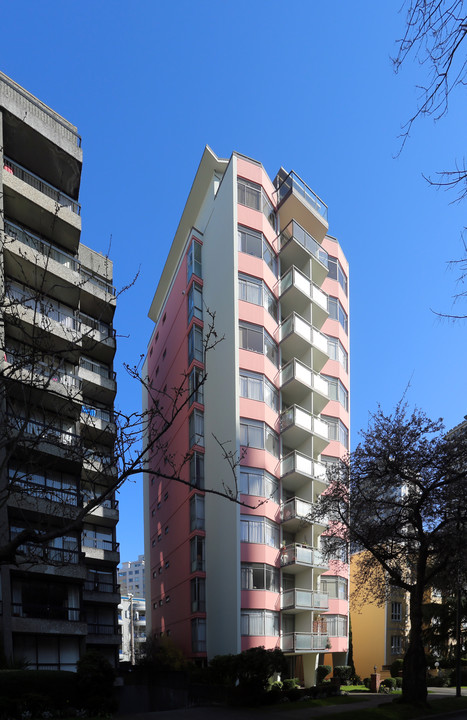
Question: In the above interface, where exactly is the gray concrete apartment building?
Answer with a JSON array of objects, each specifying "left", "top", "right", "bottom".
[{"left": 0, "top": 72, "right": 119, "bottom": 669}]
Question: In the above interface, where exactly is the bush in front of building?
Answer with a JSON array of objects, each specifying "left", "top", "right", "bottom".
[
  {"left": 77, "top": 651, "right": 117, "bottom": 715},
  {"left": 0, "top": 670, "right": 78, "bottom": 717},
  {"left": 333, "top": 665, "right": 352, "bottom": 683},
  {"left": 316, "top": 664, "right": 332, "bottom": 684},
  {"left": 390, "top": 658, "right": 404, "bottom": 677}
]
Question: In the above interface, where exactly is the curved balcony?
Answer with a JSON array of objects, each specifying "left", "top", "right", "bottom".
[
  {"left": 281, "top": 632, "right": 329, "bottom": 653},
  {"left": 279, "top": 313, "right": 328, "bottom": 371},
  {"left": 280, "top": 543, "right": 328, "bottom": 573},
  {"left": 277, "top": 220, "right": 328, "bottom": 283},
  {"left": 281, "top": 451, "right": 327, "bottom": 493},
  {"left": 281, "top": 359, "right": 329, "bottom": 414},
  {"left": 281, "top": 405, "right": 329, "bottom": 454},
  {"left": 279, "top": 266, "right": 328, "bottom": 329},
  {"left": 281, "top": 589, "right": 329, "bottom": 613},
  {"left": 274, "top": 170, "right": 328, "bottom": 243}
]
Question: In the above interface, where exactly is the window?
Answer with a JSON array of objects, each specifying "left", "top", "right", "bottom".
[
  {"left": 237, "top": 179, "right": 275, "bottom": 229},
  {"left": 323, "top": 375, "right": 349, "bottom": 411},
  {"left": 240, "top": 515, "right": 279, "bottom": 547},
  {"left": 238, "top": 274, "right": 277, "bottom": 319},
  {"left": 189, "top": 409, "right": 204, "bottom": 448},
  {"left": 325, "top": 614, "right": 348, "bottom": 637},
  {"left": 188, "top": 282, "right": 203, "bottom": 323},
  {"left": 191, "top": 618, "right": 206, "bottom": 653},
  {"left": 240, "top": 467, "right": 279, "bottom": 501},
  {"left": 326, "top": 336, "right": 348, "bottom": 372},
  {"left": 190, "top": 536, "right": 205, "bottom": 572},
  {"left": 328, "top": 296, "right": 348, "bottom": 333},
  {"left": 391, "top": 602, "right": 402, "bottom": 621},
  {"left": 240, "top": 418, "right": 279, "bottom": 457},
  {"left": 327, "top": 256, "right": 348, "bottom": 295},
  {"left": 241, "top": 610, "right": 279, "bottom": 636},
  {"left": 190, "top": 452, "right": 204, "bottom": 489},
  {"left": 187, "top": 240, "right": 202, "bottom": 281},
  {"left": 189, "top": 366, "right": 204, "bottom": 406},
  {"left": 190, "top": 494, "right": 205, "bottom": 531},
  {"left": 191, "top": 577, "right": 206, "bottom": 612},
  {"left": 391, "top": 635, "right": 403, "bottom": 654},
  {"left": 239, "top": 371, "right": 279, "bottom": 412},
  {"left": 188, "top": 325, "right": 203, "bottom": 364},
  {"left": 321, "top": 576, "right": 348, "bottom": 600},
  {"left": 322, "top": 415, "right": 349, "bottom": 449},
  {"left": 239, "top": 322, "right": 278, "bottom": 367},
  {"left": 238, "top": 226, "right": 277, "bottom": 275},
  {"left": 241, "top": 563, "right": 279, "bottom": 592}
]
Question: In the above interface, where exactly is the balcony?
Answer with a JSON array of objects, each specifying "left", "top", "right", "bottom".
[
  {"left": 79, "top": 312, "right": 116, "bottom": 363},
  {"left": 281, "top": 405, "right": 329, "bottom": 454},
  {"left": 281, "top": 497, "right": 315, "bottom": 532},
  {"left": 281, "top": 632, "right": 329, "bottom": 653},
  {"left": 281, "top": 451, "right": 326, "bottom": 493},
  {"left": 82, "top": 537, "right": 120, "bottom": 563},
  {"left": 83, "top": 580, "right": 120, "bottom": 604},
  {"left": 279, "top": 313, "right": 328, "bottom": 371},
  {"left": 79, "top": 358, "right": 116, "bottom": 405},
  {"left": 7, "top": 415, "right": 80, "bottom": 460},
  {"left": 3, "top": 157, "right": 81, "bottom": 250},
  {"left": 281, "top": 589, "right": 329, "bottom": 613},
  {"left": 274, "top": 170, "right": 328, "bottom": 243},
  {"left": 280, "top": 543, "right": 328, "bottom": 573},
  {"left": 5, "top": 283, "right": 81, "bottom": 356},
  {"left": 280, "top": 359, "right": 329, "bottom": 414},
  {"left": 279, "top": 266, "right": 328, "bottom": 328},
  {"left": 84, "top": 495, "right": 119, "bottom": 525},
  {"left": 3, "top": 220, "right": 81, "bottom": 307},
  {"left": 278, "top": 221, "right": 329, "bottom": 284},
  {"left": 11, "top": 602, "right": 87, "bottom": 635},
  {"left": 82, "top": 450, "right": 117, "bottom": 481},
  {"left": 86, "top": 623, "right": 121, "bottom": 645},
  {"left": 80, "top": 404, "right": 116, "bottom": 442},
  {"left": 4, "top": 350, "right": 82, "bottom": 407}
]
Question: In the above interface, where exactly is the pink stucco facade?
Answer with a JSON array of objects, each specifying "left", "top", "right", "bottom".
[{"left": 144, "top": 148, "right": 349, "bottom": 682}]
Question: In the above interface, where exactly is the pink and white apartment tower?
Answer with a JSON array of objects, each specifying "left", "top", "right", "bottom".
[{"left": 143, "top": 147, "right": 350, "bottom": 686}]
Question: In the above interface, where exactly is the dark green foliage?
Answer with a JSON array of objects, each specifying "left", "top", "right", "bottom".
[
  {"left": 0, "top": 670, "right": 79, "bottom": 717},
  {"left": 76, "top": 651, "right": 116, "bottom": 715},
  {"left": 333, "top": 665, "right": 352, "bottom": 683},
  {"left": 138, "top": 634, "right": 188, "bottom": 672},
  {"left": 390, "top": 658, "right": 404, "bottom": 677},
  {"left": 429, "top": 675, "right": 451, "bottom": 687},
  {"left": 395, "top": 677, "right": 403, "bottom": 688},
  {"left": 208, "top": 646, "right": 287, "bottom": 705},
  {"left": 381, "top": 677, "right": 396, "bottom": 689},
  {"left": 282, "top": 677, "right": 299, "bottom": 691},
  {"left": 363, "top": 677, "right": 370, "bottom": 688},
  {"left": 316, "top": 664, "right": 332, "bottom": 684}
]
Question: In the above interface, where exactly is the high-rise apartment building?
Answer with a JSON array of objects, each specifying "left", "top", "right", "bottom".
[
  {"left": 143, "top": 147, "right": 349, "bottom": 685},
  {"left": 0, "top": 72, "right": 119, "bottom": 669},
  {"left": 118, "top": 555, "right": 146, "bottom": 596}
]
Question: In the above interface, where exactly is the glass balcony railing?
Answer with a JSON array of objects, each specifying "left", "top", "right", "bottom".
[
  {"left": 281, "top": 497, "right": 314, "bottom": 524},
  {"left": 12, "top": 603, "right": 82, "bottom": 621},
  {"left": 279, "top": 220, "right": 328, "bottom": 267},
  {"left": 81, "top": 405, "right": 112, "bottom": 423},
  {"left": 275, "top": 171, "right": 328, "bottom": 222},
  {"left": 4, "top": 157, "right": 81, "bottom": 215},
  {"left": 280, "top": 359, "right": 329, "bottom": 398},
  {"left": 8, "top": 414, "right": 79, "bottom": 447},
  {"left": 279, "top": 313, "right": 328, "bottom": 355},
  {"left": 280, "top": 266, "right": 328, "bottom": 311},
  {"left": 281, "top": 451, "right": 326, "bottom": 482},
  {"left": 281, "top": 632, "right": 329, "bottom": 652},
  {"left": 280, "top": 543, "right": 327, "bottom": 569},
  {"left": 6, "top": 283, "right": 79, "bottom": 331},
  {"left": 281, "top": 589, "right": 329, "bottom": 611},
  {"left": 281, "top": 406, "right": 329, "bottom": 441}
]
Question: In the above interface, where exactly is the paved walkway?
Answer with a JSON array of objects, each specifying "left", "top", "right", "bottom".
[{"left": 118, "top": 688, "right": 466, "bottom": 720}]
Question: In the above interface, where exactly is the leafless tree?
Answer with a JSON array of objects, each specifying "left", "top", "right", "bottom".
[
  {"left": 311, "top": 402, "right": 467, "bottom": 704},
  {"left": 0, "top": 229, "right": 257, "bottom": 567}
]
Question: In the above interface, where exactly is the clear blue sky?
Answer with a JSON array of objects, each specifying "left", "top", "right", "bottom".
[{"left": 3, "top": 1, "right": 466, "bottom": 563}]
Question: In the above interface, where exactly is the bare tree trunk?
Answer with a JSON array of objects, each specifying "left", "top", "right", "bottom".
[{"left": 402, "top": 586, "right": 427, "bottom": 704}]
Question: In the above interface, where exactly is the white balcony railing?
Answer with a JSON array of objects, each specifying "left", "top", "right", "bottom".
[
  {"left": 281, "top": 589, "right": 329, "bottom": 611},
  {"left": 281, "top": 632, "right": 329, "bottom": 652}
]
